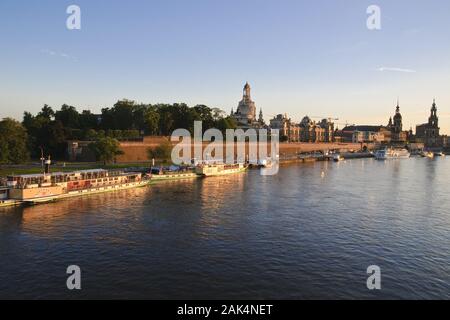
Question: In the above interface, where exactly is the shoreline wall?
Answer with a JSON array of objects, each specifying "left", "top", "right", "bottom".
[{"left": 116, "top": 136, "right": 372, "bottom": 163}]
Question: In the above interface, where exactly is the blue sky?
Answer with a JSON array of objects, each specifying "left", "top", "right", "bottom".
[{"left": 0, "top": 0, "right": 449, "bottom": 133}]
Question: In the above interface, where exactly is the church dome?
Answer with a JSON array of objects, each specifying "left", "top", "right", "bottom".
[
  {"left": 394, "top": 112, "right": 402, "bottom": 120},
  {"left": 300, "top": 116, "right": 312, "bottom": 126},
  {"left": 393, "top": 105, "right": 402, "bottom": 120}
]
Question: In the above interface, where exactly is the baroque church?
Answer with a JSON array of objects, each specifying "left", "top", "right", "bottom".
[
  {"left": 415, "top": 99, "right": 442, "bottom": 149},
  {"left": 387, "top": 100, "right": 408, "bottom": 143},
  {"left": 231, "top": 82, "right": 265, "bottom": 129}
]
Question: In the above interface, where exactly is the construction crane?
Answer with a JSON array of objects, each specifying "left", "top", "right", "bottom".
[
  {"left": 310, "top": 116, "right": 339, "bottom": 122},
  {"left": 264, "top": 114, "right": 338, "bottom": 122},
  {"left": 263, "top": 114, "right": 354, "bottom": 127},
  {"left": 310, "top": 117, "right": 357, "bottom": 129}
]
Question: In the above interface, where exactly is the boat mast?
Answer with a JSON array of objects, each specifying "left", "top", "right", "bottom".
[
  {"left": 40, "top": 147, "right": 45, "bottom": 172},
  {"left": 44, "top": 155, "right": 51, "bottom": 175}
]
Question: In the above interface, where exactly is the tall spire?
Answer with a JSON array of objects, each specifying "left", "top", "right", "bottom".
[{"left": 258, "top": 108, "right": 264, "bottom": 124}]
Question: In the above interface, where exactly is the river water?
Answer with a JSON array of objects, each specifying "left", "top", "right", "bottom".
[{"left": 0, "top": 158, "right": 449, "bottom": 299}]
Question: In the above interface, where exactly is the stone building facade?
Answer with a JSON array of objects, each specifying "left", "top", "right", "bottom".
[
  {"left": 298, "top": 116, "right": 334, "bottom": 143},
  {"left": 269, "top": 114, "right": 299, "bottom": 142},
  {"left": 269, "top": 115, "right": 335, "bottom": 143},
  {"left": 339, "top": 125, "right": 391, "bottom": 143}
]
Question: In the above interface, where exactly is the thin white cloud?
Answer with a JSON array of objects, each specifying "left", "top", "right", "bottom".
[
  {"left": 41, "top": 49, "right": 56, "bottom": 56},
  {"left": 403, "top": 28, "right": 421, "bottom": 36},
  {"left": 41, "top": 49, "right": 77, "bottom": 61},
  {"left": 377, "top": 67, "right": 416, "bottom": 73}
]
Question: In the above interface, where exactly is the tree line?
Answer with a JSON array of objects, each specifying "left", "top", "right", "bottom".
[{"left": 0, "top": 100, "right": 237, "bottom": 164}]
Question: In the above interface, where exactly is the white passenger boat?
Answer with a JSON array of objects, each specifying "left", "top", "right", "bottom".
[
  {"left": 150, "top": 170, "right": 199, "bottom": 182},
  {"left": 195, "top": 163, "right": 247, "bottom": 177},
  {"left": 374, "top": 148, "right": 410, "bottom": 160},
  {"left": 6, "top": 168, "right": 149, "bottom": 204}
]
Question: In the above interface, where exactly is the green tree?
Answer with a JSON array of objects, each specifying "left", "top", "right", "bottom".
[
  {"left": 132, "top": 104, "right": 148, "bottom": 132},
  {"left": 55, "top": 104, "right": 80, "bottom": 128},
  {"left": 0, "top": 138, "right": 8, "bottom": 164},
  {"left": 22, "top": 106, "right": 67, "bottom": 158},
  {"left": 79, "top": 110, "right": 99, "bottom": 130},
  {"left": 38, "top": 104, "right": 55, "bottom": 120},
  {"left": 88, "top": 137, "right": 124, "bottom": 164},
  {"left": 144, "top": 106, "right": 160, "bottom": 135},
  {"left": 157, "top": 104, "right": 175, "bottom": 136},
  {"left": 20, "top": 101, "right": 231, "bottom": 161},
  {"left": 216, "top": 116, "right": 237, "bottom": 133},
  {"left": 0, "top": 118, "right": 30, "bottom": 164},
  {"left": 193, "top": 104, "right": 214, "bottom": 131},
  {"left": 84, "top": 129, "right": 98, "bottom": 141},
  {"left": 22, "top": 111, "right": 35, "bottom": 130},
  {"left": 147, "top": 140, "right": 173, "bottom": 163},
  {"left": 211, "top": 107, "right": 226, "bottom": 121},
  {"left": 170, "top": 103, "right": 199, "bottom": 134}
]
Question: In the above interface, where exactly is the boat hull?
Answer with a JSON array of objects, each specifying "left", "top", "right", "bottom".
[
  {"left": 59, "top": 180, "right": 150, "bottom": 200},
  {"left": 0, "top": 200, "right": 21, "bottom": 208},
  {"left": 11, "top": 180, "right": 150, "bottom": 205},
  {"left": 151, "top": 172, "right": 199, "bottom": 182},
  {"left": 375, "top": 149, "right": 410, "bottom": 160},
  {"left": 196, "top": 165, "right": 247, "bottom": 177}
]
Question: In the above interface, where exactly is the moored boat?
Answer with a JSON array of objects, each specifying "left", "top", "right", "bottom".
[
  {"left": 420, "top": 151, "right": 434, "bottom": 158},
  {"left": 150, "top": 167, "right": 199, "bottom": 182},
  {"left": 0, "top": 187, "right": 21, "bottom": 207},
  {"left": 375, "top": 148, "right": 410, "bottom": 160},
  {"left": 0, "top": 199, "right": 21, "bottom": 208},
  {"left": 6, "top": 168, "right": 149, "bottom": 204},
  {"left": 195, "top": 163, "right": 247, "bottom": 177},
  {"left": 332, "top": 154, "right": 344, "bottom": 162},
  {"left": 146, "top": 165, "right": 200, "bottom": 182},
  {"left": 150, "top": 172, "right": 199, "bottom": 181},
  {"left": 257, "top": 158, "right": 274, "bottom": 168}
]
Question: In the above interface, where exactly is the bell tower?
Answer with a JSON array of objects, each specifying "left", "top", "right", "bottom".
[
  {"left": 393, "top": 100, "right": 403, "bottom": 134},
  {"left": 428, "top": 99, "right": 438, "bottom": 127},
  {"left": 425, "top": 99, "right": 440, "bottom": 148}
]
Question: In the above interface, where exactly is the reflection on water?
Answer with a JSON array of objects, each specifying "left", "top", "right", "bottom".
[{"left": 0, "top": 158, "right": 449, "bottom": 299}]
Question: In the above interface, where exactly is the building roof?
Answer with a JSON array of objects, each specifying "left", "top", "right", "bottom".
[
  {"left": 342, "top": 125, "right": 385, "bottom": 132},
  {"left": 8, "top": 169, "right": 107, "bottom": 178}
]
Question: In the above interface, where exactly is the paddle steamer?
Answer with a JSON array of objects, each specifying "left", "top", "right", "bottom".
[{"left": 5, "top": 160, "right": 149, "bottom": 204}]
